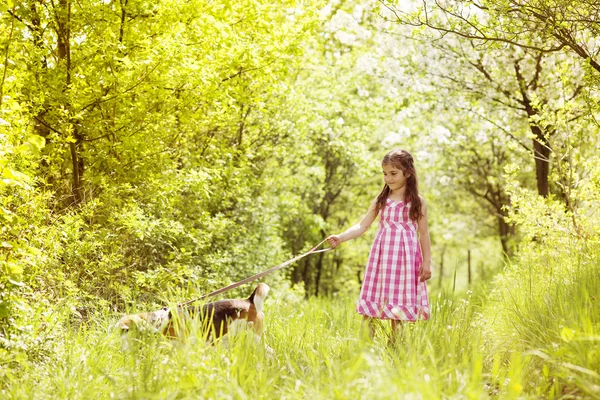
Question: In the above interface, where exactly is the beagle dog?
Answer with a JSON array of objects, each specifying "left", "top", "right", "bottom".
[{"left": 115, "top": 283, "right": 270, "bottom": 343}]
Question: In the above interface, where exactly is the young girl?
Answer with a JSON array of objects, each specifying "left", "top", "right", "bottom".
[{"left": 327, "top": 149, "right": 431, "bottom": 340}]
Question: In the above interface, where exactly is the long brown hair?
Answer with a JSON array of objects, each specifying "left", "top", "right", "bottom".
[{"left": 375, "top": 149, "right": 423, "bottom": 222}]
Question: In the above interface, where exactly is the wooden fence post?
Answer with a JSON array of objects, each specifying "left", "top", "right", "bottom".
[{"left": 467, "top": 249, "right": 472, "bottom": 285}]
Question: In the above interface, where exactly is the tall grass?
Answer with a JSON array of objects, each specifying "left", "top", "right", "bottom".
[
  {"left": 2, "top": 289, "right": 521, "bottom": 399},
  {"left": 479, "top": 238, "right": 600, "bottom": 399},
  {"left": 3, "top": 241, "right": 599, "bottom": 399}
]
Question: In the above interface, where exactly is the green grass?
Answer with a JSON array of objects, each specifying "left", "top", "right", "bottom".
[
  {"left": 2, "top": 241, "right": 599, "bottom": 399},
  {"left": 1, "top": 291, "right": 519, "bottom": 399},
  {"left": 479, "top": 239, "right": 600, "bottom": 399}
]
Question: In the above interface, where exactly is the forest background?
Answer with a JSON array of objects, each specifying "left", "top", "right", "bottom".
[{"left": 1, "top": 0, "right": 599, "bottom": 398}]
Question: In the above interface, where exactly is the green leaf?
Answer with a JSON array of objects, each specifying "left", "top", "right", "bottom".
[
  {"left": 2, "top": 168, "right": 31, "bottom": 189},
  {"left": 16, "top": 134, "right": 44, "bottom": 155},
  {"left": 27, "top": 135, "right": 46, "bottom": 152},
  {"left": 7, "top": 261, "right": 23, "bottom": 275},
  {"left": 8, "top": 278, "right": 25, "bottom": 287}
]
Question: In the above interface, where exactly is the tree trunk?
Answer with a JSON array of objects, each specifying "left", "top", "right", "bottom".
[
  {"left": 57, "top": 0, "right": 84, "bottom": 204},
  {"left": 30, "top": 2, "right": 51, "bottom": 140},
  {"left": 498, "top": 211, "right": 515, "bottom": 258},
  {"left": 302, "top": 258, "right": 311, "bottom": 299},
  {"left": 314, "top": 251, "right": 325, "bottom": 297},
  {"left": 515, "top": 61, "right": 551, "bottom": 197},
  {"left": 467, "top": 250, "right": 471, "bottom": 285},
  {"left": 532, "top": 131, "right": 551, "bottom": 197}
]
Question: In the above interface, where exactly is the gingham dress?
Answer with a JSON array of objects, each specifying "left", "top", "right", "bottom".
[{"left": 356, "top": 198, "right": 430, "bottom": 321}]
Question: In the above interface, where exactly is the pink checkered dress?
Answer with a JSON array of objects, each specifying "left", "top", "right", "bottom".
[{"left": 356, "top": 198, "right": 430, "bottom": 321}]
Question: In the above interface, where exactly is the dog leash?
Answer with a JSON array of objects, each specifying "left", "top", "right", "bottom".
[{"left": 177, "top": 238, "right": 333, "bottom": 307}]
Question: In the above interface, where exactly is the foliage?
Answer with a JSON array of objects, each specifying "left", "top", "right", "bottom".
[
  {"left": 479, "top": 235, "right": 600, "bottom": 398},
  {"left": 1, "top": 0, "right": 600, "bottom": 397},
  {"left": 0, "top": 0, "right": 325, "bottom": 360},
  {"left": 271, "top": 2, "right": 401, "bottom": 296},
  {"left": 0, "top": 288, "right": 516, "bottom": 399},
  {"left": 2, "top": 269, "right": 597, "bottom": 399},
  {"left": 0, "top": 109, "right": 47, "bottom": 341},
  {"left": 383, "top": 0, "right": 600, "bottom": 75}
]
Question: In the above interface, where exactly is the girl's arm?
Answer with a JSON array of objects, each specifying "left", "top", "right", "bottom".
[
  {"left": 417, "top": 196, "right": 432, "bottom": 282},
  {"left": 327, "top": 199, "right": 379, "bottom": 248}
]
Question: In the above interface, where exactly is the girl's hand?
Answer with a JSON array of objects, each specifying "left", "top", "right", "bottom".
[
  {"left": 418, "top": 263, "right": 432, "bottom": 282},
  {"left": 326, "top": 235, "right": 341, "bottom": 249}
]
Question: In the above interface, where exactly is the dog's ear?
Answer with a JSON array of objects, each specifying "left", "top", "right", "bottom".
[
  {"left": 248, "top": 283, "right": 270, "bottom": 300},
  {"left": 249, "top": 283, "right": 269, "bottom": 313},
  {"left": 114, "top": 315, "right": 134, "bottom": 331}
]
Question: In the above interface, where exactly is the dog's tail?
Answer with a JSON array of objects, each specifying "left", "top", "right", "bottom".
[{"left": 248, "top": 283, "right": 269, "bottom": 313}]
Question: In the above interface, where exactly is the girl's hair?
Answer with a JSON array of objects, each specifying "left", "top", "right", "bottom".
[{"left": 375, "top": 149, "right": 423, "bottom": 222}]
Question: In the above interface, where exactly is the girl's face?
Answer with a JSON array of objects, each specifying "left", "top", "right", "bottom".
[{"left": 382, "top": 163, "right": 408, "bottom": 190}]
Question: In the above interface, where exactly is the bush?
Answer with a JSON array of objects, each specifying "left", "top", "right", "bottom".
[{"left": 478, "top": 169, "right": 600, "bottom": 397}]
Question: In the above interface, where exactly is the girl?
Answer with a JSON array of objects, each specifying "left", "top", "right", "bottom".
[{"left": 327, "top": 149, "right": 431, "bottom": 340}]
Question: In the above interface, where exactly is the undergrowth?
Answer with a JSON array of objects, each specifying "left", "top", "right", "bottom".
[{"left": 2, "top": 240, "right": 599, "bottom": 399}]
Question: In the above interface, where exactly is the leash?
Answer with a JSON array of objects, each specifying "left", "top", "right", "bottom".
[{"left": 177, "top": 239, "right": 333, "bottom": 307}]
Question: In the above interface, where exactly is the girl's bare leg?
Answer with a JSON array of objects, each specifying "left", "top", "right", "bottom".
[{"left": 390, "top": 319, "right": 404, "bottom": 344}]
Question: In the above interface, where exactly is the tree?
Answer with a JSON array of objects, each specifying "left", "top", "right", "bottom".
[
  {"left": 273, "top": 2, "right": 407, "bottom": 297},
  {"left": 0, "top": 0, "right": 325, "bottom": 322},
  {"left": 381, "top": 0, "right": 589, "bottom": 198},
  {"left": 381, "top": 0, "right": 600, "bottom": 74}
]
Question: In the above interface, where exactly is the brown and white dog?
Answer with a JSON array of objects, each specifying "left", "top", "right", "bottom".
[{"left": 115, "top": 283, "right": 270, "bottom": 344}]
